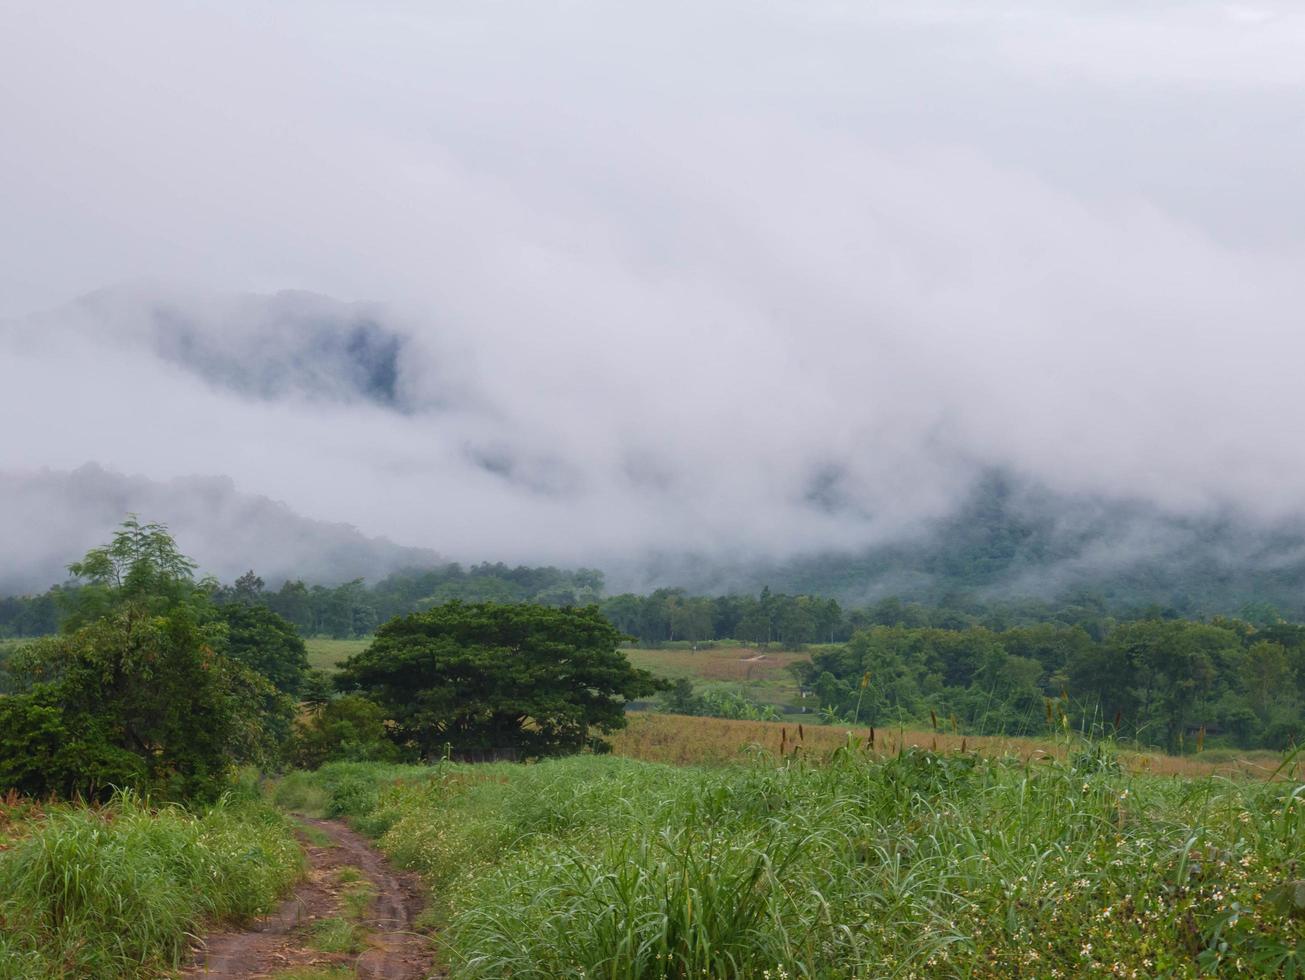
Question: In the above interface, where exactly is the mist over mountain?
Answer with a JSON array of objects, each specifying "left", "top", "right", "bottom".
[
  {"left": 3, "top": 3, "right": 1305, "bottom": 604},
  {"left": 7, "top": 285, "right": 421, "bottom": 411},
  {"left": 4, "top": 281, "right": 1305, "bottom": 613},
  {"left": 0, "top": 464, "right": 439, "bottom": 595},
  {"left": 7, "top": 458, "right": 1305, "bottom": 624},
  {"left": 626, "top": 473, "right": 1305, "bottom": 617}
]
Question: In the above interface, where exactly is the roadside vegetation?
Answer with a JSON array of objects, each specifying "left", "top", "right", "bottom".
[
  {"left": 0, "top": 522, "right": 313, "bottom": 977},
  {"left": 0, "top": 790, "right": 301, "bottom": 979},
  {"left": 278, "top": 743, "right": 1305, "bottom": 978}
]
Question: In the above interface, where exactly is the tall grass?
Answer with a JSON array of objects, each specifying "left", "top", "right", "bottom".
[
  {"left": 292, "top": 741, "right": 1305, "bottom": 978},
  {"left": 610, "top": 712, "right": 1298, "bottom": 779},
  {"left": 0, "top": 791, "right": 302, "bottom": 978}
]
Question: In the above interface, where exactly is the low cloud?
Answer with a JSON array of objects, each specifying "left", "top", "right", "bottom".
[{"left": 1, "top": 1, "right": 1303, "bottom": 585}]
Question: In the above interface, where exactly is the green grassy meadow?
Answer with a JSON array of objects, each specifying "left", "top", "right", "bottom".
[
  {"left": 305, "top": 637, "right": 372, "bottom": 671},
  {"left": 624, "top": 644, "right": 811, "bottom": 713},
  {"left": 276, "top": 743, "right": 1305, "bottom": 978}
]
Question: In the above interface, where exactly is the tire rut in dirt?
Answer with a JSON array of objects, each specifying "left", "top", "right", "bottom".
[{"left": 186, "top": 817, "right": 436, "bottom": 979}]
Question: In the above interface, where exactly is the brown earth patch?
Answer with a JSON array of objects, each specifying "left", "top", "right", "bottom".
[{"left": 185, "top": 818, "right": 437, "bottom": 979}]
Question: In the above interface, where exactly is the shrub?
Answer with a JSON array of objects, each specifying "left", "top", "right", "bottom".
[
  {"left": 288, "top": 695, "right": 406, "bottom": 769},
  {"left": 0, "top": 685, "right": 144, "bottom": 798}
]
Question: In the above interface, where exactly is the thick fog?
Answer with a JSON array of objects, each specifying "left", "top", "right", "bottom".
[{"left": 2, "top": 1, "right": 1304, "bottom": 585}]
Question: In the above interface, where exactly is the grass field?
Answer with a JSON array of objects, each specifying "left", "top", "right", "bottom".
[
  {"left": 0, "top": 791, "right": 302, "bottom": 978},
  {"left": 625, "top": 644, "right": 810, "bottom": 712},
  {"left": 277, "top": 743, "right": 1305, "bottom": 978},
  {"left": 305, "top": 637, "right": 371, "bottom": 671}
]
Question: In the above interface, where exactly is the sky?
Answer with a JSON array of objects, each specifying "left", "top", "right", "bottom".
[{"left": 2, "top": 1, "right": 1304, "bottom": 577}]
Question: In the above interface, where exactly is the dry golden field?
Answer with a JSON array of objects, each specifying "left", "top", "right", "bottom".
[{"left": 610, "top": 711, "right": 1302, "bottom": 779}]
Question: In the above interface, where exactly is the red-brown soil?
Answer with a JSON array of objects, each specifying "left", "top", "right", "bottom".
[{"left": 185, "top": 818, "right": 438, "bottom": 979}]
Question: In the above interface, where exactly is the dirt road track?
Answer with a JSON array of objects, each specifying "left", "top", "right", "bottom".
[{"left": 186, "top": 818, "right": 438, "bottom": 979}]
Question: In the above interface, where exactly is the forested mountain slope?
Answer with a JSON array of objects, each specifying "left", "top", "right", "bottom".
[{"left": 627, "top": 473, "right": 1305, "bottom": 619}]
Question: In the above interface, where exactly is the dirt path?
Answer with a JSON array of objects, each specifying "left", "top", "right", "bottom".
[{"left": 185, "top": 818, "right": 437, "bottom": 979}]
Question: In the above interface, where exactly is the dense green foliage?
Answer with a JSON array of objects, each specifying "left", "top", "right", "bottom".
[
  {"left": 0, "top": 520, "right": 297, "bottom": 801},
  {"left": 0, "top": 792, "right": 302, "bottom": 979},
  {"left": 288, "top": 694, "right": 404, "bottom": 768},
  {"left": 278, "top": 750, "right": 1305, "bottom": 978},
  {"left": 798, "top": 619, "right": 1305, "bottom": 752},
  {"left": 219, "top": 598, "right": 310, "bottom": 695},
  {"left": 602, "top": 586, "right": 845, "bottom": 647},
  {"left": 258, "top": 563, "right": 603, "bottom": 638},
  {"left": 335, "top": 602, "right": 663, "bottom": 758},
  {"left": 0, "top": 561, "right": 605, "bottom": 639},
  {"left": 0, "top": 683, "right": 143, "bottom": 798},
  {"left": 657, "top": 678, "right": 782, "bottom": 721},
  {"left": 599, "top": 587, "right": 1278, "bottom": 650}
]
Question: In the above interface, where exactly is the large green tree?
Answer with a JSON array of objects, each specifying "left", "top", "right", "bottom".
[
  {"left": 335, "top": 602, "right": 663, "bottom": 758},
  {"left": 219, "top": 601, "right": 310, "bottom": 695},
  {"left": 0, "top": 518, "right": 291, "bottom": 800}
]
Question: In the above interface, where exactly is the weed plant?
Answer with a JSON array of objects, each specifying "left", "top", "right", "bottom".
[
  {"left": 309, "top": 916, "right": 365, "bottom": 954},
  {"left": 0, "top": 791, "right": 302, "bottom": 978},
  {"left": 293, "top": 738, "right": 1305, "bottom": 978}
]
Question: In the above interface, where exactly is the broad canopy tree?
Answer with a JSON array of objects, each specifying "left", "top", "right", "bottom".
[{"left": 335, "top": 601, "right": 663, "bottom": 758}]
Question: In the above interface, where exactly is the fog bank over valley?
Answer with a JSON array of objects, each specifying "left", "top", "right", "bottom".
[{"left": 2, "top": 2, "right": 1304, "bottom": 598}]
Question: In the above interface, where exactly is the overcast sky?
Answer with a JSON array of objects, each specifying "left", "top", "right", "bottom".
[{"left": 2, "top": 1, "right": 1304, "bottom": 570}]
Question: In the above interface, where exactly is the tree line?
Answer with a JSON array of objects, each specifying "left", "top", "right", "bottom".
[
  {"left": 0, "top": 570, "right": 1220, "bottom": 646},
  {"left": 5, "top": 521, "right": 1305, "bottom": 769},
  {"left": 0, "top": 520, "right": 657, "bottom": 801},
  {"left": 798, "top": 618, "right": 1305, "bottom": 753},
  {"left": 0, "top": 562, "right": 604, "bottom": 639}
]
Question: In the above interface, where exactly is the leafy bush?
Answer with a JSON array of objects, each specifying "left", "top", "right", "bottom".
[
  {"left": 288, "top": 695, "right": 406, "bottom": 769},
  {"left": 0, "top": 520, "right": 294, "bottom": 802},
  {"left": 0, "top": 685, "right": 144, "bottom": 798},
  {"left": 657, "top": 678, "right": 781, "bottom": 721},
  {"left": 219, "top": 601, "right": 310, "bottom": 695},
  {"left": 335, "top": 602, "right": 664, "bottom": 758}
]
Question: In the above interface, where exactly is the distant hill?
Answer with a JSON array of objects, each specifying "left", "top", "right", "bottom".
[
  {"left": 4, "top": 284, "right": 1304, "bottom": 613},
  {"left": 620, "top": 472, "right": 1305, "bottom": 618},
  {"left": 0, "top": 464, "right": 441, "bottom": 594},
  {"left": 6, "top": 465, "right": 1305, "bottom": 620}
]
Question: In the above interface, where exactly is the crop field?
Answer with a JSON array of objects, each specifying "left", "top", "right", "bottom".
[
  {"left": 609, "top": 712, "right": 1301, "bottom": 779},
  {"left": 277, "top": 743, "right": 1305, "bottom": 978}
]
